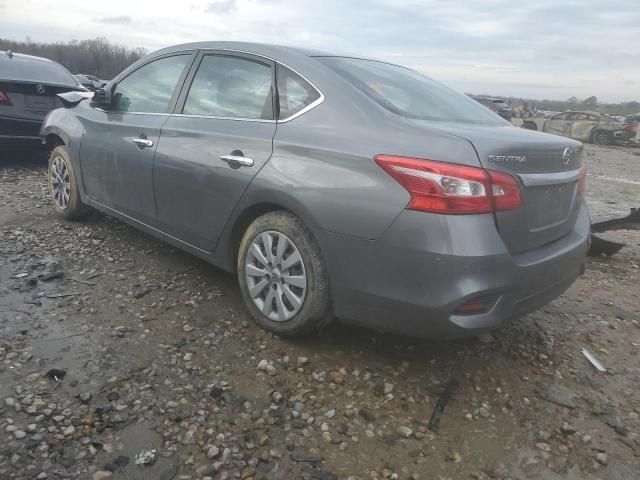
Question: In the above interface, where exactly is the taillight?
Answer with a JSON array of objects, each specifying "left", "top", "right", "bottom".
[
  {"left": 578, "top": 165, "right": 587, "bottom": 194},
  {"left": 0, "top": 91, "right": 10, "bottom": 105},
  {"left": 374, "top": 155, "right": 522, "bottom": 214}
]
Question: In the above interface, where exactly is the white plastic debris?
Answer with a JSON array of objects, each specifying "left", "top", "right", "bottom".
[
  {"left": 581, "top": 348, "right": 606, "bottom": 372},
  {"left": 134, "top": 448, "right": 158, "bottom": 465}
]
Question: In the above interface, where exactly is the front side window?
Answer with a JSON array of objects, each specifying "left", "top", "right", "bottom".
[
  {"left": 111, "top": 54, "right": 191, "bottom": 113},
  {"left": 183, "top": 55, "right": 273, "bottom": 120},
  {"left": 277, "top": 65, "right": 320, "bottom": 119},
  {"left": 319, "top": 57, "right": 505, "bottom": 125}
]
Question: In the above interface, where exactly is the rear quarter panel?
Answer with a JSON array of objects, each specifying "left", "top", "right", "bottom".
[{"left": 247, "top": 88, "right": 482, "bottom": 239}]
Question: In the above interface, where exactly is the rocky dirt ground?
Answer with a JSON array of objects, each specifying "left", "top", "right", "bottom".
[{"left": 0, "top": 144, "right": 639, "bottom": 480}]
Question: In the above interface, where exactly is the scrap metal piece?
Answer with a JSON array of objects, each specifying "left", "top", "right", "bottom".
[
  {"left": 591, "top": 208, "right": 640, "bottom": 233},
  {"left": 582, "top": 348, "right": 607, "bottom": 372},
  {"left": 588, "top": 234, "right": 625, "bottom": 257},
  {"left": 428, "top": 377, "right": 459, "bottom": 432}
]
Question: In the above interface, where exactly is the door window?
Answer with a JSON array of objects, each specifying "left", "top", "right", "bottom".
[
  {"left": 277, "top": 65, "right": 321, "bottom": 119},
  {"left": 183, "top": 55, "right": 274, "bottom": 120},
  {"left": 111, "top": 54, "right": 191, "bottom": 113}
]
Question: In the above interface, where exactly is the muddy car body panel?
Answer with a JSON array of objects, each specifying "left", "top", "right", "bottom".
[
  {"left": 40, "top": 41, "right": 590, "bottom": 338},
  {"left": 522, "top": 110, "right": 627, "bottom": 145}
]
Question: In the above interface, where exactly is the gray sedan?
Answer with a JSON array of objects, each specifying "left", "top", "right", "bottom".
[{"left": 40, "top": 42, "right": 589, "bottom": 338}]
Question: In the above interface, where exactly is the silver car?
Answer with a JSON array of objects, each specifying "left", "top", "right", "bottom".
[{"left": 40, "top": 42, "right": 590, "bottom": 338}]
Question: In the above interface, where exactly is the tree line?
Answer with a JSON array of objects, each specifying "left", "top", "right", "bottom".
[{"left": 0, "top": 37, "right": 146, "bottom": 80}]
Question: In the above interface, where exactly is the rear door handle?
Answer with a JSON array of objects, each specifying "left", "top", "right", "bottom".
[
  {"left": 220, "top": 154, "right": 254, "bottom": 167},
  {"left": 132, "top": 137, "right": 154, "bottom": 148}
]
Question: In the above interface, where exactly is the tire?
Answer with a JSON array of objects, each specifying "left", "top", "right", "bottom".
[
  {"left": 523, "top": 121, "right": 537, "bottom": 131},
  {"left": 48, "top": 145, "right": 91, "bottom": 220},
  {"left": 237, "top": 211, "right": 332, "bottom": 337},
  {"left": 592, "top": 130, "right": 611, "bottom": 146}
]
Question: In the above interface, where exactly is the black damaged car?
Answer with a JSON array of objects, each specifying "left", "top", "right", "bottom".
[{"left": 0, "top": 50, "right": 86, "bottom": 151}]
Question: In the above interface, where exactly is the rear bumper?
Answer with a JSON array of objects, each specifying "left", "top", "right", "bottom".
[{"left": 313, "top": 200, "right": 589, "bottom": 338}]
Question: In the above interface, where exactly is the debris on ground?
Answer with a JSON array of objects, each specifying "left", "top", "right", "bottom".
[
  {"left": 134, "top": 448, "right": 158, "bottom": 465},
  {"left": 582, "top": 347, "right": 607, "bottom": 372}
]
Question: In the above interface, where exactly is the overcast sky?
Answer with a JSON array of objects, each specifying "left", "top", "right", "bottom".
[{"left": 2, "top": 0, "right": 639, "bottom": 102}]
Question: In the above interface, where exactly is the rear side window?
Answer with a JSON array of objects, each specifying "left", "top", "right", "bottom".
[
  {"left": 0, "top": 54, "right": 77, "bottom": 87},
  {"left": 183, "top": 55, "right": 274, "bottom": 120},
  {"left": 277, "top": 65, "right": 320, "bottom": 119},
  {"left": 111, "top": 54, "right": 191, "bottom": 114},
  {"left": 320, "top": 57, "right": 505, "bottom": 125}
]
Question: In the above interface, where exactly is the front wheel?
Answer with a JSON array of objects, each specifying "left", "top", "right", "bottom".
[
  {"left": 48, "top": 145, "right": 92, "bottom": 220},
  {"left": 237, "top": 211, "right": 332, "bottom": 337}
]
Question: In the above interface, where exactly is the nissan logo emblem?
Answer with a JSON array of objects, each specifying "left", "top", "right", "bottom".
[{"left": 36, "top": 84, "right": 46, "bottom": 95}]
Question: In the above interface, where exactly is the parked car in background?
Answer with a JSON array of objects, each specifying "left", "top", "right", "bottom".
[
  {"left": 469, "top": 96, "right": 512, "bottom": 120},
  {"left": 83, "top": 74, "right": 107, "bottom": 88},
  {"left": 41, "top": 41, "right": 588, "bottom": 339},
  {"left": 522, "top": 110, "right": 627, "bottom": 145},
  {"left": 74, "top": 74, "right": 106, "bottom": 91},
  {"left": 623, "top": 114, "right": 640, "bottom": 142},
  {"left": 1, "top": 50, "right": 86, "bottom": 150}
]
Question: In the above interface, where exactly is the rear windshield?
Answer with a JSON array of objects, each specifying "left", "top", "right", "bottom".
[
  {"left": 0, "top": 53, "right": 78, "bottom": 87},
  {"left": 319, "top": 57, "right": 506, "bottom": 125}
]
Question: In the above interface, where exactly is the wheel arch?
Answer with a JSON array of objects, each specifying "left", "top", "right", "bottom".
[
  {"left": 221, "top": 191, "right": 324, "bottom": 273},
  {"left": 44, "top": 132, "right": 66, "bottom": 153}
]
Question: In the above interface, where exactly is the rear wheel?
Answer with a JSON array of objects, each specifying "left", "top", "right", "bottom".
[
  {"left": 592, "top": 130, "right": 611, "bottom": 145},
  {"left": 48, "top": 145, "right": 91, "bottom": 220},
  {"left": 237, "top": 211, "right": 332, "bottom": 337}
]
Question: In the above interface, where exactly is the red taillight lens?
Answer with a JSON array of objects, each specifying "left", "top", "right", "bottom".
[
  {"left": 374, "top": 155, "right": 522, "bottom": 214},
  {"left": 488, "top": 170, "right": 522, "bottom": 211},
  {"left": 0, "top": 91, "right": 10, "bottom": 105},
  {"left": 578, "top": 165, "right": 587, "bottom": 194}
]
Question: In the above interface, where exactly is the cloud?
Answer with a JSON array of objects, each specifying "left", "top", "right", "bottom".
[
  {"left": 95, "top": 15, "right": 132, "bottom": 25},
  {"left": 204, "top": 0, "right": 237, "bottom": 14},
  {"left": 4, "top": 0, "right": 640, "bottom": 101}
]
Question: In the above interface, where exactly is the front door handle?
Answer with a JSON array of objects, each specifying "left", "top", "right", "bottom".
[
  {"left": 132, "top": 137, "right": 154, "bottom": 148},
  {"left": 220, "top": 154, "right": 254, "bottom": 167}
]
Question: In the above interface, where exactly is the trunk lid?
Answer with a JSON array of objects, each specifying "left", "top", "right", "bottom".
[{"left": 406, "top": 121, "right": 584, "bottom": 254}]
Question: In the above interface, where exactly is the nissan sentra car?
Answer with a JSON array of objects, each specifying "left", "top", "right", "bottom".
[{"left": 40, "top": 41, "right": 589, "bottom": 338}]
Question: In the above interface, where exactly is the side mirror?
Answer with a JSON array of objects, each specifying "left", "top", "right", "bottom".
[{"left": 92, "top": 87, "right": 112, "bottom": 107}]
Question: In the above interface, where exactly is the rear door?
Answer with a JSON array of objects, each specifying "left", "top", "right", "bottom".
[
  {"left": 153, "top": 51, "right": 277, "bottom": 251},
  {"left": 544, "top": 112, "right": 573, "bottom": 137},
  {"left": 79, "top": 53, "right": 194, "bottom": 226}
]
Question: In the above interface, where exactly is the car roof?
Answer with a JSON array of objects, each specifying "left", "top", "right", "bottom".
[
  {"left": 1, "top": 50, "right": 62, "bottom": 66},
  {"left": 149, "top": 41, "right": 338, "bottom": 62}
]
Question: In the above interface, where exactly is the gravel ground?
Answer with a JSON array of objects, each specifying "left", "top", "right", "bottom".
[{"left": 0, "top": 145, "right": 639, "bottom": 480}]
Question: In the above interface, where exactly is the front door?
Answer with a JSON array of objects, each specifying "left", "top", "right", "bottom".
[
  {"left": 79, "top": 53, "right": 193, "bottom": 225},
  {"left": 153, "top": 52, "right": 277, "bottom": 251}
]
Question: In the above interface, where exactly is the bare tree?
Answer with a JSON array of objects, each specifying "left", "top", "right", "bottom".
[{"left": 0, "top": 37, "right": 146, "bottom": 79}]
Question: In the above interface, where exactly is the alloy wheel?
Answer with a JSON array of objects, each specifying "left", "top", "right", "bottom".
[
  {"left": 51, "top": 155, "right": 71, "bottom": 210},
  {"left": 244, "top": 231, "right": 307, "bottom": 322}
]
